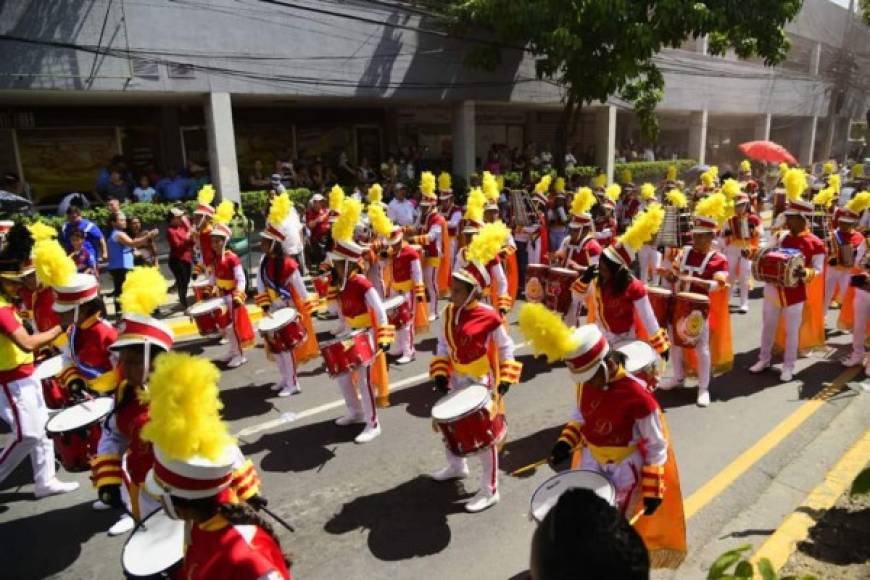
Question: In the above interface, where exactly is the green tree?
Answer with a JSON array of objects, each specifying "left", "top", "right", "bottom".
[{"left": 442, "top": 1, "right": 802, "bottom": 170}]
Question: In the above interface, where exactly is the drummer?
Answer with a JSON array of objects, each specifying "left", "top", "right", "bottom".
[
  {"left": 593, "top": 196, "right": 618, "bottom": 248},
  {"left": 722, "top": 192, "right": 762, "bottom": 314},
  {"left": 410, "top": 172, "right": 448, "bottom": 322},
  {"left": 660, "top": 194, "right": 730, "bottom": 407},
  {"left": 824, "top": 199, "right": 867, "bottom": 316},
  {"left": 749, "top": 169, "right": 826, "bottom": 382},
  {"left": 636, "top": 184, "right": 662, "bottom": 286},
  {"left": 554, "top": 187, "right": 600, "bottom": 326},
  {"left": 255, "top": 193, "right": 320, "bottom": 397},
  {"left": 439, "top": 172, "right": 462, "bottom": 264},
  {"left": 428, "top": 238, "right": 522, "bottom": 513},
  {"left": 517, "top": 307, "right": 685, "bottom": 568},
  {"left": 454, "top": 219, "right": 511, "bottom": 315},
  {"left": 192, "top": 184, "right": 217, "bottom": 277},
  {"left": 523, "top": 175, "right": 552, "bottom": 266}
]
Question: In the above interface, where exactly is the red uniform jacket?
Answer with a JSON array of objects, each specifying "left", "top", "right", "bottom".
[
  {"left": 114, "top": 383, "right": 153, "bottom": 486},
  {"left": 674, "top": 248, "right": 728, "bottom": 296},
  {"left": 68, "top": 315, "right": 117, "bottom": 379},
  {"left": 724, "top": 214, "right": 761, "bottom": 242},
  {"left": 565, "top": 236, "right": 603, "bottom": 268},
  {"left": 596, "top": 278, "right": 647, "bottom": 335},
  {"left": 214, "top": 251, "right": 244, "bottom": 295},
  {"left": 183, "top": 516, "right": 291, "bottom": 580},
  {"left": 19, "top": 285, "right": 60, "bottom": 332},
  {"left": 777, "top": 231, "right": 826, "bottom": 305},
  {"left": 339, "top": 274, "right": 374, "bottom": 321},
  {"left": 259, "top": 255, "right": 300, "bottom": 300},
  {"left": 828, "top": 230, "right": 865, "bottom": 267},
  {"left": 198, "top": 227, "right": 216, "bottom": 269},
  {"left": 391, "top": 244, "right": 421, "bottom": 286},
  {"left": 442, "top": 302, "right": 502, "bottom": 368},
  {"left": 594, "top": 217, "right": 618, "bottom": 247},
  {"left": 444, "top": 206, "right": 463, "bottom": 236},
  {"left": 578, "top": 374, "right": 659, "bottom": 449},
  {"left": 422, "top": 212, "right": 446, "bottom": 258}
]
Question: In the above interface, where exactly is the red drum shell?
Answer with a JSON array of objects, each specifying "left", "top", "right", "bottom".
[
  {"left": 321, "top": 330, "right": 375, "bottom": 377},
  {"left": 524, "top": 263, "right": 548, "bottom": 303},
  {"left": 672, "top": 292, "right": 710, "bottom": 348},
  {"left": 432, "top": 386, "right": 507, "bottom": 457},
  {"left": 646, "top": 286, "right": 674, "bottom": 330},
  {"left": 313, "top": 274, "right": 331, "bottom": 298},
  {"left": 751, "top": 247, "right": 805, "bottom": 287},
  {"left": 388, "top": 300, "right": 412, "bottom": 329},
  {"left": 258, "top": 309, "right": 307, "bottom": 353},
  {"left": 53, "top": 423, "right": 102, "bottom": 472},
  {"left": 188, "top": 299, "right": 230, "bottom": 338},
  {"left": 545, "top": 267, "right": 580, "bottom": 315},
  {"left": 42, "top": 377, "right": 69, "bottom": 410},
  {"left": 191, "top": 279, "right": 212, "bottom": 302}
]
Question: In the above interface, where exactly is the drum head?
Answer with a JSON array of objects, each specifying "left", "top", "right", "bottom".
[
  {"left": 383, "top": 295, "right": 405, "bottom": 312},
  {"left": 188, "top": 298, "right": 225, "bottom": 316},
  {"left": 615, "top": 341, "right": 657, "bottom": 374},
  {"left": 45, "top": 397, "right": 114, "bottom": 434},
  {"left": 647, "top": 286, "right": 672, "bottom": 298},
  {"left": 548, "top": 267, "right": 577, "bottom": 276},
  {"left": 258, "top": 307, "right": 299, "bottom": 333},
  {"left": 191, "top": 279, "right": 211, "bottom": 288},
  {"left": 530, "top": 470, "right": 616, "bottom": 522},
  {"left": 321, "top": 329, "right": 366, "bottom": 348},
  {"left": 676, "top": 292, "right": 709, "bottom": 303},
  {"left": 431, "top": 385, "right": 489, "bottom": 421},
  {"left": 34, "top": 355, "right": 65, "bottom": 381},
  {"left": 122, "top": 509, "right": 185, "bottom": 577}
]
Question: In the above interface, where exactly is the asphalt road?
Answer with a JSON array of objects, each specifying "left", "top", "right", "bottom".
[{"left": 1, "top": 288, "right": 868, "bottom": 580}]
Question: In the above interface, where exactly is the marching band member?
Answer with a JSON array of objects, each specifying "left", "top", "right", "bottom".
[
  {"left": 192, "top": 185, "right": 217, "bottom": 276},
  {"left": 367, "top": 183, "right": 391, "bottom": 296},
  {"left": 693, "top": 169, "right": 717, "bottom": 202},
  {"left": 255, "top": 193, "right": 320, "bottom": 397},
  {"left": 15, "top": 223, "right": 61, "bottom": 344},
  {"left": 330, "top": 198, "right": 394, "bottom": 439},
  {"left": 518, "top": 305, "right": 686, "bottom": 569},
  {"left": 637, "top": 183, "right": 662, "bottom": 285},
  {"left": 594, "top": 185, "right": 621, "bottom": 248},
  {"left": 660, "top": 164, "right": 679, "bottom": 192},
  {"left": 555, "top": 187, "right": 601, "bottom": 326},
  {"left": 142, "top": 352, "right": 284, "bottom": 578},
  {"left": 832, "top": 192, "right": 870, "bottom": 366},
  {"left": 410, "top": 172, "right": 450, "bottom": 321},
  {"left": 548, "top": 177, "right": 570, "bottom": 252},
  {"left": 749, "top": 169, "right": 826, "bottom": 382},
  {"left": 658, "top": 189, "right": 691, "bottom": 290},
  {"left": 524, "top": 175, "right": 551, "bottom": 265},
  {"left": 429, "top": 223, "right": 523, "bottom": 513},
  {"left": 737, "top": 160, "right": 762, "bottom": 214},
  {"left": 482, "top": 180, "right": 520, "bottom": 304},
  {"left": 439, "top": 172, "right": 462, "bottom": 264},
  {"left": 616, "top": 176, "right": 640, "bottom": 234},
  {"left": 722, "top": 192, "right": 762, "bottom": 313},
  {"left": 454, "top": 199, "right": 511, "bottom": 316},
  {"left": 824, "top": 196, "right": 867, "bottom": 316},
  {"left": 660, "top": 193, "right": 732, "bottom": 406},
  {"left": 578, "top": 204, "right": 670, "bottom": 358},
  {"left": 211, "top": 201, "right": 255, "bottom": 368}
]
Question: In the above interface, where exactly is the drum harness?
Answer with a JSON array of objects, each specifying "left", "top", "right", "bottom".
[{"left": 676, "top": 246, "right": 717, "bottom": 293}]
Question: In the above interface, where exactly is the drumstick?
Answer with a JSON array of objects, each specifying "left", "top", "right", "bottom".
[
  {"left": 510, "top": 457, "right": 549, "bottom": 476},
  {"left": 628, "top": 509, "right": 645, "bottom": 526},
  {"left": 260, "top": 505, "right": 296, "bottom": 533}
]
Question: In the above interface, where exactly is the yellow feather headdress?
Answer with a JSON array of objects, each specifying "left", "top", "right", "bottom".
[
  {"left": 464, "top": 187, "right": 486, "bottom": 223},
  {"left": 592, "top": 174, "right": 607, "bottom": 189},
  {"left": 812, "top": 187, "right": 835, "bottom": 208},
  {"left": 605, "top": 184, "right": 621, "bottom": 202},
  {"left": 666, "top": 165, "right": 677, "bottom": 182},
  {"left": 33, "top": 239, "right": 75, "bottom": 288},
  {"left": 438, "top": 172, "right": 452, "bottom": 192},
  {"left": 482, "top": 172, "right": 499, "bottom": 203},
  {"left": 329, "top": 184, "right": 345, "bottom": 212},
  {"left": 618, "top": 203, "right": 665, "bottom": 252},
  {"left": 267, "top": 192, "right": 291, "bottom": 227},
  {"left": 141, "top": 352, "right": 234, "bottom": 462},
  {"left": 778, "top": 162, "right": 790, "bottom": 178},
  {"left": 845, "top": 191, "right": 870, "bottom": 215},
  {"left": 367, "top": 183, "right": 383, "bottom": 205},
  {"left": 368, "top": 204, "right": 394, "bottom": 238},
  {"left": 518, "top": 303, "right": 579, "bottom": 363},
  {"left": 739, "top": 160, "right": 751, "bottom": 173},
  {"left": 571, "top": 187, "right": 596, "bottom": 217},
  {"left": 554, "top": 177, "right": 566, "bottom": 194},
  {"left": 332, "top": 197, "right": 362, "bottom": 243},
  {"left": 27, "top": 221, "right": 57, "bottom": 243},
  {"left": 465, "top": 221, "right": 509, "bottom": 265},
  {"left": 420, "top": 171, "right": 436, "bottom": 196},
  {"left": 496, "top": 174, "right": 505, "bottom": 192},
  {"left": 534, "top": 174, "right": 553, "bottom": 195},
  {"left": 214, "top": 200, "right": 234, "bottom": 225},
  {"left": 665, "top": 189, "right": 688, "bottom": 209},
  {"left": 710, "top": 166, "right": 719, "bottom": 178},
  {"left": 823, "top": 161, "right": 834, "bottom": 175},
  {"left": 851, "top": 164, "right": 864, "bottom": 180},
  {"left": 828, "top": 174, "right": 841, "bottom": 194},
  {"left": 120, "top": 266, "right": 169, "bottom": 316},
  {"left": 639, "top": 183, "right": 656, "bottom": 201},
  {"left": 621, "top": 169, "right": 633, "bottom": 184},
  {"left": 197, "top": 184, "right": 215, "bottom": 206},
  {"left": 721, "top": 178, "right": 740, "bottom": 200},
  {"left": 695, "top": 192, "right": 727, "bottom": 221},
  {"left": 784, "top": 168, "right": 807, "bottom": 201},
  {"left": 700, "top": 171, "right": 715, "bottom": 188}
]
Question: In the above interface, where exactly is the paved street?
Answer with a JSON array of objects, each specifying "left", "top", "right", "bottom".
[{"left": 1, "top": 288, "right": 869, "bottom": 579}]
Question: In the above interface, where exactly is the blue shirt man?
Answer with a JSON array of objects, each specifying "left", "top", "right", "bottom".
[
  {"left": 60, "top": 206, "right": 106, "bottom": 261},
  {"left": 157, "top": 175, "right": 193, "bottom": 201}
]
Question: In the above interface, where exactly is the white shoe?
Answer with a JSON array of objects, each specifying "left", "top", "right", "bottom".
[
  {"left": 697, "top": 390, "right": 711, "bottom": 407},
  {"left": 34, "top": 478, "right": 79, "bottom": 498},
  {"left": 749, "top": 360, "right": 771, "bottom": 374},
  {"left": 354, "top": 424, "right": 381, "bottom": 444},
  {"left": 396, "top": 355, "right": 414, "bottom": 365},
  {"left": 428, "top": 313, "right": 438, "bottom": 322},
  {"left": 335, "top": 412, "right": 366, "bottom": 426},
  {"left": 658, "top": 377, "right": 684, "bottom": 391},
  {"left": 780, "top": 368, "right": 794, "bottom": 382},
  {"left": 465, "top": 489, "right": 500, "bottom": 513},
  {"left": 92, "top": 499, "right": 111, "bottom": 511},
  {"left": 278, "top": 383, "right": 301, "bottom": 397},
  {"left": 738, "top": 304, "right": 749, "bottom": 314},
  {"left": 841, "top": 352, "right": 864, "bottom": 367},
  {"left": 271, "top": 380, "right": 286, "bottom": 392},
  {"left": 430, "top": 465, "right": 469, "bottom": 481},
  {"left": 227, "top": 356, "right": 247, "bottom": 368},
  {"left": 107, "top": 514, "right": 135, "bottom": 537},
  {"left": 215, "top": 352, "right": 233, "bottom": 363},
  {"left": 218, "top": 337, "right": 229, "bottom": 345}
]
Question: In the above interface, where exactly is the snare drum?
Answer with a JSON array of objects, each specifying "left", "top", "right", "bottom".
[
  {"left": 751, "top": 247, "right": 805, "bottom": 287},
  {"left": 312, "top": 273, "right": 331, "bottom": 299},
  {"left": 524, "top": 263, "right": 548, "bottom": 303},
  {"left": 646, "top": 286, "right": 673, "bottom": 329},
  {"left": 672, "top": 292, "right": 710, "bottom": 348},
  {"left": 321, "top": 329, "right": 376, "bottom": 377},
  {"left": 187, "top": 298, "right": 230, "bottom": 338},
  {"left": 545, "top": 267, "right": 580, "bottom": 315},
  {"left": 616, "top": 340, "right": 659, "bottom": 391},
  {"left": 529, "top": 470, "right": 616, "bottom": 523},
  {"left": 257, "top": 308, "right": 306, "bottom": 353},
  {"left": 431, "top": 385, "right": 506, "bottom": 457},
  {"left": 122, "top": 509, "right": 185, "bottom": 579},
  {"left": 45, "top": 397, "right": 114, "bottom": 472},
  {"left": 383, "top": 295, "right": 411, "bottom": 329},
  {"left": 35, "top": 355, "right": 67, "bottom": 409},
  {"left": 191, "top": 278, "right": 212, "bottom": 302}
]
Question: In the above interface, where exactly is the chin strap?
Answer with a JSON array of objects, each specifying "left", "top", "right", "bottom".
[{"left": 142, "top": 341, "right": 151, "bottom": 385}]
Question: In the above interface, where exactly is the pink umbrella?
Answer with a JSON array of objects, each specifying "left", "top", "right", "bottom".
[{"left": 738, "top": 140, "right": 798, "bottom": 165}]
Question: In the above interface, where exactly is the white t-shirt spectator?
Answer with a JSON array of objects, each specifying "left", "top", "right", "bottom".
[
  {"left": 133, "top": 186, "right": 157, "bottom": 202},
  {"left": 388, "top": 198, "right": 417, "bottom": 227}
]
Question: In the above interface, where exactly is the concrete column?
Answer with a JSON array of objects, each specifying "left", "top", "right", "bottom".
[
  {"left": 809, "top": 42, "right": 822, "bottom": 76},
  {"left": 819, "top": 115, "right": 836, "bottom": 162},
  {"left": 452, "top": 100, "right": 476, "bottom": 179},
  {"left": 594, "top": 105, "right": 617, "bottom": 184},
  {"left": 753, "top": 113, "right": 772, "bottom": 141},
  {"left": 688, "top": 110, "right": 708, "bottom": 165},
  {"left": 697, "top": 35, "right": 708, "bottom": 56},
  {"left": 204, "top": 92, "right": 240, "bottom": 202},
  {"left": 160, "top": 106, "right": 184, "bottom": 172},
  {"left": 798, "top": 116, "right": 818, "bottom": 165}
]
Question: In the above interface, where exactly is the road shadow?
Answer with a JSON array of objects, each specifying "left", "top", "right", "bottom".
[
  {"left": 507, "top": 572, "right": 530, "bottom": 580},
  {"left": 240, "top": 418, "right": 357, "bottom": 474},
  {"left": 391, "top": 379, "right": 439, "bottom": 419},
  {"left": 0, "top": 500, "right": 116, "bottom": 578},
  {"left": 219, "top": 382, "right": 276, "bottom": 421},
  {"left": 516, "top": 353, "right": 561, "bottom": 383},
  {"left": 793, "top": 506, "right": 870, "bottom": 566},
  {"left": 499, "top": 425, "right": 564, "bottom": 480},
  {"left": 323, "top": 475, "right": 470, "bottom": 561}
]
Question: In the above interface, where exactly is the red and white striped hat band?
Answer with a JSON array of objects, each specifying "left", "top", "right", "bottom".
[
  {"left": 454, "top": 261, "right": 490, "bottom": 290},
  {"left": 439, "top": 191, "right": 454, "bottom": 199},
  {"left": 484, "top": 202, "right": 500, "bottom": 211},
  {"left": 110, "top": 313, "right": 174, "bottom": 352},
  {"left": 52, "top": 273, "right": 100, "bottom": 311},
  {"left": 387, "top": 227, "right": 404, "bottom": 245},
  {"left": 532, "top": 193, "right": 548, "bottom": 206},
  {"left": 260, "top": 223, "right": 286, "bottom": 243},
  {"left": 692, "top": 216, "right": 719, "bottom": 232},
  {"left": 837, "top": 208, "right": 859, "bottom": 223},
  {"left": 463, "top": 219, "right": 483, "bottom": 234},
  {"left": 210, "top": 223, "right": 232, "bottom": 238},
  {"left": 569, "top": 214, "right": 592, "bottom": 228},
  {"left": 194, "top": 203, "right": 215, "bottom": 217},
  {"left": 0, "top": 221, "right": 13, "bottom": 234},
  {"left": 603, "top": 242, "right": 634, "bottom": 270},
  {"left": 735, "top": 193, "right": 750, "bottom": 204},
  {"left": 565, "top": 325, "right": 610, "bottom": 382},
  {"left": 329, "top": 239, "right": 364, "bottom": 262},
  {"left": 784, "top": 198, "right": 813, "bottom": 216},
  {"left": 149, "top": 446, "right": 236, "bottom": 500},
  {"left": 420, "top": 194, "right": 438, "bottom": 206}
]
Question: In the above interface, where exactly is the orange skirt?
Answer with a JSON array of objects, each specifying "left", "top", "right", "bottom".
[
  {"left": 233, "top": 303, "right": 256, "bottom": 350},
  {"left": 774, "top": 275, "right": 826, "bottom": 354}
]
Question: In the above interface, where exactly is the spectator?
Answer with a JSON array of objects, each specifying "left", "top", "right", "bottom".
[
  {"left": 156, "top": 169, "right": 193, "bottom": 202},
  {"left": 311, "top": 158, "right": 325, "bottom": 191},
  {"left": 357, "top": 157, "right": 375, "bottom": 185},
  {"left": 128, "top": 217, "right": 158, "bottom": 266},
  {"left": 107, "top": 211, "right": 158, "bottom": 315},
  {"left": 229, "top": 202, "right": 253, "bottom": 257},
  {"left": 188, "top": 162, "right": 210, "bottom": 197},
  {"left": 61, "top": 204, "right": 107, "bottom": 261},
  {"left": 387, "top": 183, "right": 416, "bottom": 227},
  {"left": 132, "top": 175, "right": 157, "bottom": 203},
  {"left": 57, "top": 192, "right": 90, "bottom": 216},
  {"left": 270, "top": 173, "right": 286, "bottom": 194},
  {"left": 295, "top": 162, "right": 312, "bottom": 188},
  {"left": 565, "top": 148, "right": 577, "bottom": 171},
  {"left": 337, "top": 150, "right": 355, "bottom": 183},
  {"left": 106, "top": 169, "right": 132, "bottom": 202},
  {"left": 530, "top": 488, "right": 649, "bottom": 580},
  {"left": 68, "top": 228, "right": 97, "bottom": 276},
  {"left": 166, "top": 207, "right": 194, "bottom": 308},
  {"left": 248, "top": 159, "right": 271, "bottom": 190},
  {"left": 95, "top": 155, "right": 124, "bottom": 196},
  {"left": 305, "top": 193, "right": 330, "bottom": 267}
]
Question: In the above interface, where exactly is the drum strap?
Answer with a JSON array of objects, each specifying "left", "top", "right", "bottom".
[
  {"left": 68, "top": 325, "right": 109, "bottom": 380},
  {"left": 260, "top": 260, "right": 292, "bottom": 301},
  {"left": 678, "top": 247, "right": 715, "bottom": 277}
]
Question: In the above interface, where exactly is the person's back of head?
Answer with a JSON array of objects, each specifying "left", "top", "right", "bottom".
[{"left": 530, "top": 488, "right": 649, "bottom": 580}]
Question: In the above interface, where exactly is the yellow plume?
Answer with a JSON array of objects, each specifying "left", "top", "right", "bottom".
[
  {"left": 27, "top": 221, "right": 57, "bottom": 243},
  {"left": 332, "top": 197, "right": 362, "bottom": 243},
  {"left": 464, "top": 187, "right": 485, "bottom": 223},
  {"left": 554, "top": 177, "right": 566, "bottom": 193},
  {"left": 823, "top": 162, "right": 834, "bottom": 175},
  {"left": 33, "top": 239, "right": 75, "bottom": 288},
  {"left": 329, "top": 184, "right": 345, "bottom": 211},
  {"left": 778, "top": 162, "right": 790, "bottom": 178},
  {"left": 740, "top": 160, "right": 751, "bottom": 173},
  {"left": 621, "top": 169, "right": 633, "bottom": 184},
  {"left": 639, "top": 183, "right": 656, "bottom": 201},
  {"left": 722, "top": 200, "right": 736, "bottom": 223},
  {"left": 710, "top": 166, "right": 719, "bottom": 178},
  {"left": 665, "top": 189, "right": 688, "bottom": 209},
  {"left": 466, "top": 221, "right": 509, "bottom": 265},
  {"left": 368, "top": 204, "right": 394, "bottom": 238},
  {"left": 666, "top": 165, "right": 677, "bottom": 182},
  {"left": 495, "top": 174, "right": 505, "bottom": 192},
  {"left": 701, "top": 171, "right": 715, "bottom": 188},
  {"left": 851, "top": 164, "right": 864, "bottom": 179},
  {"left": 420, "top": 171, "right": 436, "bottom": 196},
  {"left": 571, "top": 187, "right": 596, "bottom": 216},
  {"left": 367, "top": 183, "right": 383, "bottom": 205},
  {"left": 721, "top": 179, "right": 740, "bottom": 200},
  {"left": 784, "top": 168, "right": 807, "bottom": 201},
  {"left": 695, "top": 192, "right": 727, "bottom": 221},
  {"left": 482, "top": 171, "right": 500, "bottom": 202},
  {"left": 828, "top": 174, "right": 841, "bottom": 194},
  {"left": 120, "top": 266, "right": 168, "bottom": 316},
  {"left": 141, "top": 352, "right": 234, "bottom": 462},
  {"left": 592, "top": 174, "right": 607, "bottom": 189},
  {"left": 618, "top": 203, "right": 665, "bottom": 252},
  {"left": 214, "top": 200, "right": 234, "bottom": 225},
  {"left": 438, "top": 172, "right": 452, "bottom": 192},
  {"left": 534, "top": 174, "right": 553, "bottom": 195},
  {"left": 605, "top": 184, "right": 621, "bottom": 202},
  {"left": 811, "top": 187, "right": 835, "bottom": 208},
  {"left": 845, "top": 191, "right": 870, "bottom": 215},
  {"left": 197, "top": 184, "right": 215, "bottom": 206},
  {"left": 267, "top": 192, "right": 291, "bottom": 227},
  {"left": 518, "top": 303, "right": 579, "bottom": 363}
]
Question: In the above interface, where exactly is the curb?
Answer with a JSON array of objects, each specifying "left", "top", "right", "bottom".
[
  {"left": 166, "top": 304, "right": 265, "bottom": 340},
  {"left": 749, "top": 428, "right": 870, "bottom": 574}
]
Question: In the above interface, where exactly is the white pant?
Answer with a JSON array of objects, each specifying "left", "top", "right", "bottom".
[
  {"left": 850, "top": 288, "right": 870, "bottom": 358},
  {"left": 389, "top": 291, "right": 415, "bottom": 359},
  {"left": 759, "top": 285, "right": 803, "bottom": 369},
  {"left": 336, "top": 332, "right": 378, "bottom": 429},
  {"left": 724, "top": 244, "right": 751, "bottom": 308},
  {"left": 0, "top": 375, "right": 57, "bottom": 487},
  {"left": 424, "top": 264, "right": 439, "bottom": 317},
  {"left": 669, "top": 320, "right": 711, "bottom": 391},
  {"left": 638, "top": 245, "right": 662, "bottom": 286},
  {"left": 579, "top": 447, "right": 643, "bottom": 516},
  {"left": 275, "top": 351, "right": 299, "bottom": 390},
  {"left": 825, "top": 267, "right": 852, "bottom": 309},
  {"left": 367, "top": 261, "right": 386, "bottom": 299}
]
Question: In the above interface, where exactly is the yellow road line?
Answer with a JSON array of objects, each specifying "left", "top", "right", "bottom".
[
  {"left": 167, "top": 305, "right": 264, "bottom": 339},
  {"left": 683, "top": 367, "right": 859, "bottom": 519},
  {"left": 749, "top": 429, "right": 870, "bottom": 573}
]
